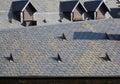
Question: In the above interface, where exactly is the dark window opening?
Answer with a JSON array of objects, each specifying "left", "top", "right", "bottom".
[{"left": 23, "top": 21, "right": 37, "bottom": 26}]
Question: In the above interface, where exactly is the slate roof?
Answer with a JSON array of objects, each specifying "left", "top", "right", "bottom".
[
  {"left": 60, "top": 1, "right": 78, "bottom": 12},
  {"left": 84, "top": 0, "right": 102, "bottom": 11},
  {"left": 12, "top": 0, "right": 37, "bottom": 12},
  {"left": 0, "top": 19, "right": 120, "bottom": 77},
  {"left": 0, "top": 0, "right": 62, "bottom": 12},
  {"left": 0, "top": 0, "right": 118, "bottom": 12},
  {"left": 12, "top": 1, "right": 28, "bottom": 12}
]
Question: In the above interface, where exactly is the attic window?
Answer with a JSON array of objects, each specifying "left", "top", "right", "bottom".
[
  {"left": 9, "top": 53, "right": 14, "bottom": 62},
  {"left": 61, "top": 33, "right": 67, "bottom": 40},
  {"left": 57, "top": 53, "right": 62, "bottom": 62},
  {"left": 101, "top": 53, "right": 111, "bottom": 61}
]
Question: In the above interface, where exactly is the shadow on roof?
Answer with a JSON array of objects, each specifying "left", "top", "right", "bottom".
[
  {"left": 73, "top": 32, "right": 120, "bottom": 40},
  {"left": 51, "top": 57, "right": 59, "bottom": 62},
  {"left": 110, "top": 8, "right": 120, "bottom": 18},
  {"left": 8, "top": 2, "right": 13, "bottom": 23}
]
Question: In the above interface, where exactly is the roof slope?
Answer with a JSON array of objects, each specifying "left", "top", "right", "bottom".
[
  {"left": 60, "top": 1, "right": 77, "bottom": 12},
  {"left": 12, "top": 0, "right": 37, "bottom": 12},
  {"left": 84, "top": 0, "right": 101, "bottom": 11},
  {"left": 12, "top": 1, "right": 28, "bottom": 12},
  {"left": 0, "top": 19, "right": 120, "bottom": 77}
]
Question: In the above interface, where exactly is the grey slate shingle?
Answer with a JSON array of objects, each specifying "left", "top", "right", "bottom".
[
  {"left": 0, "top": 19, "right": 120, "bottom": 77},
  {"left": 60, "top": 1, "right": 77, "bottom": 12},
  {"left": 84, "top": 0, "right": 101, "bottom": 11},
  {"left": 12, "top": 1, "right": 28, "bottom": 12}
]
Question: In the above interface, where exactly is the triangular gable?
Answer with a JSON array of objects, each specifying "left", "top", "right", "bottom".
[
  {"left": 22, "top": 0, "right": 37, "bottom": 12},
  {"left": 72, "top": 0, "right": 87, "bottom": 13},
  {"left": 96, "top": 0, "right": 111, "bottom": 11}
]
